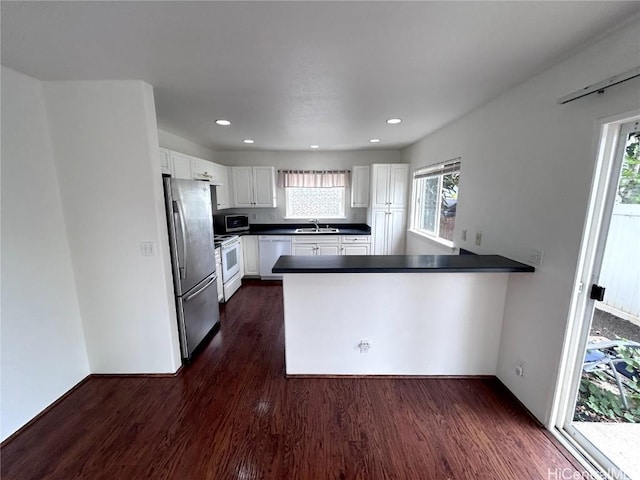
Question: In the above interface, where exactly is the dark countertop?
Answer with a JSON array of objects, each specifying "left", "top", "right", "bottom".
[
  {"left": 272, "top": 254, "right": 535, "bottom": 273},
  {"left": 246, "top": 223, "right": 371, "bottom": 236}
]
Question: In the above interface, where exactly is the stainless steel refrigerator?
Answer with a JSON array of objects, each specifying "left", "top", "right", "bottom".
[{"left": 164, "top": 177, "right": 220, "bottom": 362}]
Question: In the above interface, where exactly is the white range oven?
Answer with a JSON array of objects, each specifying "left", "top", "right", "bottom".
[{"left": 214, "top": 234, "right": 242, "bottom": 302}]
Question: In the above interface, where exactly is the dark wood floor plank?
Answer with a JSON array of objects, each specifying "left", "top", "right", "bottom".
[{"left": 1, "top": 280, "right": 579, "bottom": 479}]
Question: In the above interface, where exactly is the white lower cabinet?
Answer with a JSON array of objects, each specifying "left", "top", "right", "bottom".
[
  {"left": 341, "top": 244, "right": 370, "bottom": 255},
  {"left": 242, "top": 235, "right": 260, "bottom": 277},
  {"left": 292, "top": 235, "right": 339, "bottom": 256},
  {"left": 340, "top": 235, "right": 371, "bottom": 255},
  {"left": 292, "top": 244, "right": 316, "bottom": 256},
  {"left": 292, "top": 234, "right": 371, "bottom": 256},
  {"left": 318, "top": 244, "right": 341, "bottom": 255},
  {"left": 371, "top": 208, "right": 406, "bottom": 255}
]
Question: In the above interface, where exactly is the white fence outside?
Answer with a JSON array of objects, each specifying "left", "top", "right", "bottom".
[{"left": 598, "top": 204, "right": 640, "bottom": 321}]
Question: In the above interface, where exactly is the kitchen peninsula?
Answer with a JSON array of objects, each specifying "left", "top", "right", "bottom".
[{"left": 273, "top": 254, "right": 534, "bottom": 376}]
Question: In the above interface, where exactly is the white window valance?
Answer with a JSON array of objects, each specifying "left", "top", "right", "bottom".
[{"left": 277, "top": 169, "right": 351, "bottom": 188}]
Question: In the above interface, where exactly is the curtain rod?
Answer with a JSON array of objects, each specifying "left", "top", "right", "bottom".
[{"left": 557, "top": 66, "right": 640, "bottom": 105}]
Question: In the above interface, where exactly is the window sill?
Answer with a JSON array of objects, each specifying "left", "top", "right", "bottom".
[{"left": 408, "top": 229, "right": 456, "bottom": 252}]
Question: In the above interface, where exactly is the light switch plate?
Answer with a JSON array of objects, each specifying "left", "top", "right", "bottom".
[
  {"left": 475, "top": 231, "right": 482, "bottom": 246},
  {"left": 140, "top": 241, "right": 155, "bottom": 256}
]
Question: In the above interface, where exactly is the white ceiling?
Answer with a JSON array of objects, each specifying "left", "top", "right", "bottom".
[{"left": 2, "top": 1, "right": 638, "bottom": 152}]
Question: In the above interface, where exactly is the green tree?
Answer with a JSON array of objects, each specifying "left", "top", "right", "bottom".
[{"left": 618, "top": 132, "right": 640, "bottom": 204}]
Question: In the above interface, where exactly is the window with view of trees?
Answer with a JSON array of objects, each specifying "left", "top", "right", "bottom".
[
  {"left": 618, "top": 130, "right": 640, "bottom": 204},
  {"left": 410, "top": 160, "right": 461, "bottom": 243}
]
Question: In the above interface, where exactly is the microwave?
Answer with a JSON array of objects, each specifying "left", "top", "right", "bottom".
[{"left": 214, "top": 214, "right": 250, "bottom": 234}]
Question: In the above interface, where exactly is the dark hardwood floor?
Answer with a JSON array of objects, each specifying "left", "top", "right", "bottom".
[{"left": 2, "top": 280, "right": 579, "bottom": 479}]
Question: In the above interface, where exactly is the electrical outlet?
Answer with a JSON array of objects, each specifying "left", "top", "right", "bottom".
[
  {"left": 269, "top": 213, "right": 276, "bottom": 220},
  {"left": 461, "top": 229, "right": 467, "bottom": 242},
  {"left": 515, "top": 363, "right": 525, "bottom": 377},
  {"left": 251, "top": 213, "right": 258, "bottom": 221},
  {"left": 527, "top": 248, "right": 544, "bottom": 266},
  {"left": 140, "top": 241, "right": 155, "bottom": 256},
  {"left": 358, "top": 340, "right": 371, "bottom": 353},
  {"left": 475, "top": 231, "right": 482, "bottom": 246}
]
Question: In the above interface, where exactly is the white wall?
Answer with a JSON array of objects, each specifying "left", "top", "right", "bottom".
[
  {"left": 283, "top": 273, "right": 509, "bottom": 375},
  {"left": 215, "top": 150, "right": 403, "bottom": 223},
  {"left": 44, "top": 80, "right": 181, "bottom": 374},
  {"left": 0, "top": 67, "right": 90, "bottom": 440},
  {"left": 402, "top": 20, "right": 640, "bottom": 423},
  {"left": 158, "top": 129, "right": 218, "bottom": 162}
]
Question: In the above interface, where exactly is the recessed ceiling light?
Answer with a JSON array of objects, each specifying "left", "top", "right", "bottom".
[
  {"left": 215, "top": 119, "right": 231, "bottom": 126},
  {"left": 243, "top": 139, "right": 254, "bottom": 144},
  {"left": 310, "top": 145, "right": 320, "bottom": 149},
  {"left": 386, "top": 118, "right": 402, "bottom": 125},
  {"left": 369, "top": 138, "right": 381, "bottom": 143}
]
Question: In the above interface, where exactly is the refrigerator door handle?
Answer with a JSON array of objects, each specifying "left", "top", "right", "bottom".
[
  {"left": 183, "top": 275, "right": 216, "bottom": 302},
  {"left": 173, "top": 200, "right": 188, "bottom": 279}
]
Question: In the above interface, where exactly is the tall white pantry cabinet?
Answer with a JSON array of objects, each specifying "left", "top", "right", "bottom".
[{"left": 367, "top": 164, "right": 409, "bottom": 255}]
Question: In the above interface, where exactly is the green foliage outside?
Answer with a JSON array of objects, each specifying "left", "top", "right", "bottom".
[
  {"left": 574, "top": 344, "right": 640, "bottom": 423},
  {"left": 618, "top": 131, "right": 640, "bottom": 204},
  {"left": 442, "top": 172, "right": 459, "bottom": 206}
]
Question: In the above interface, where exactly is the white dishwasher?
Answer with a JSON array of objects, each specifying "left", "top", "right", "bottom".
[{"left": 258, "top": 236, "right": 291, "bottom": 279}]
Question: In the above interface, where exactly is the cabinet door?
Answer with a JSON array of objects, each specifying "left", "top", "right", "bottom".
[
  {"left": 159, "top": 148, "right": 172, "bottom": 175},
  {"left": 191, "top": 157, "right": 215, "bottom": 182},
  {"left": 388, "top": 164, "right": 409, "bottom": 208},
  {"left": 351, "top": 165, "right": 370, "bottom": 208},
  {"left": 213, "top": 165, "right": 230, "bottom": 209},
  {"left": 242, "top": 235, "right": 260, "bottom": 276},
  {"left": 292, "top": 244, "right": 316, "bottom": 256},
  {"left": 317, "top": 244, "right": 341, "bottom": 255},
  {"left": 370, "top": 209, "right": 389, "bottom": 255},
  {"left": 341, "top": 244, "right": 370, "bottom": 255},
  {"left": 170, "top": 151, "right": 192, "bottom": 179},
  {"left": 252, "top": 166, "right": 276, "bottom": 207},
  {"left": 386, "top": 208, "right": 407, "bottom": 255},
  {"left": 370, "top": 164, "right": 390, "bottom": 209},
  {"left": 231, "top": 167, "right": 254, "bottom": 207}
]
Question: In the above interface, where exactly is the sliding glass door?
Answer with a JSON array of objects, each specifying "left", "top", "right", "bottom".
[{"left": 553, "top": 116, "right": 639, "bottom": 480}]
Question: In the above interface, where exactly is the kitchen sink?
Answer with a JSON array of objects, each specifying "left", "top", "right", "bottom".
[{"left": 294, "top": 227, "right": 340, "bottom": 233}]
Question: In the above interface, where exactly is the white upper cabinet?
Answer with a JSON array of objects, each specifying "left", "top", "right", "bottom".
[
  {"left": 370, "top": 164, "right": 408, "bottom": 209},
  {"left": 350, "top": 165, "right": 370, "bottom": 208},
  {"left": 191, "top": 157, "right": 216, "bottom": 183},
  {"left": 231, "top": 166, "right": 254, "bottom": 206},
  {"left": 159, "top": 147, "right": 171, "bottom": 175},
  {"left": 213, "top": 164, "right": 230, "bottom": 210},
  {"left": 231, "top": 166, "right": 276, "bottom": 208},
  {"left": 170, "top": 151, "right": 193, "bottom": 179}
]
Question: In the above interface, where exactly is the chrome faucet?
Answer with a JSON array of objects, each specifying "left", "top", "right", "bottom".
[{"left": 309, "top": 218, "right": 320, "bottom": 231}]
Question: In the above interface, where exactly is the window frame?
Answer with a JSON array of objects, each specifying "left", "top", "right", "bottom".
[
  {"left": 409, "top": 159, "right": 461, "bottom": 247},
  {"left": 284, "top": 186, "right": 347, "bottom": 220}
]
